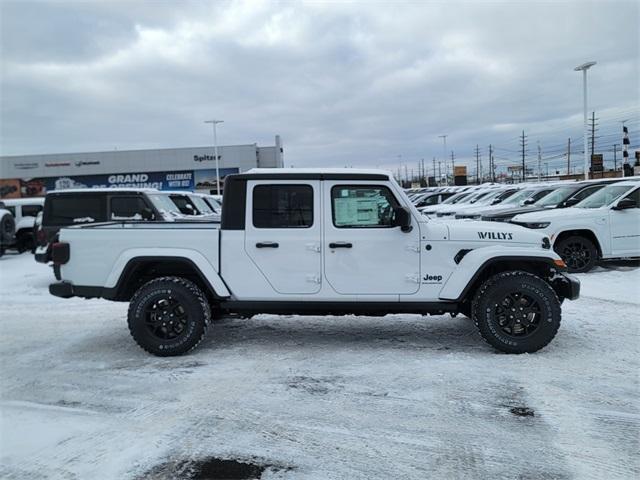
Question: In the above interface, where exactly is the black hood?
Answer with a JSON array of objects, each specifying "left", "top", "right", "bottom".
[{"left": 480, "top": 205, "right": 549, "bottom": 221}]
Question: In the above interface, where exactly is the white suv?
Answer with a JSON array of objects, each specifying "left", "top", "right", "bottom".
[{"left": 511, "top": 180, "right": 640, "bottom": 272}]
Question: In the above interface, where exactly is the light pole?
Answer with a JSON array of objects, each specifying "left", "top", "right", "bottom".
[
  {"left": 204, "top": 119, "right": 224, "bottom": 194},
  {"left": 574, "top": 61, "right": 596, "bottom": 180}
]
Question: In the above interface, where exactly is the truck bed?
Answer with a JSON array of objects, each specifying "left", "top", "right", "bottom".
[{"left": 59, "top": 222, "right": 221, "bottom": 290}]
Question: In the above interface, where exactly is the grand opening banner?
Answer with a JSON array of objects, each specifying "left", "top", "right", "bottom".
[{"left": 0, "top": 167, "right": 242, "bottom": 199}]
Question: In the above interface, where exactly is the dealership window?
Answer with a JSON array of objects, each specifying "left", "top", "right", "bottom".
[
  {"left": 21, "top": 204, "right": 43, "bottom": 217},
  {"left": 253, "top": 184, "right": 313, "bottom": 228},
  {"left": 110, "top": 196, "right": 152, "bottom": 220},
  {"left": 46, "top": 195, "right": 107, "bottom": 226},
  {"left": 331, "top": 185, "right": 399, "bottom": 228}
]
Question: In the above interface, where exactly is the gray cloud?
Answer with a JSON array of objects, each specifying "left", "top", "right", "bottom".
[{"left": 1, "top": 0, "right": 638, "bottom": 176}]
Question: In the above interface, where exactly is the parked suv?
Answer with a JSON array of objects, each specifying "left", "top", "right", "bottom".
[
  {"left": 511, "top": 181, "right": 640, "bottom": 272},
  {"left": 0, "top": 198, "right": 44, "bottom": 252},
  {"left": 0, "top": 204, "right": 16, "bottom": 257},
  {"left": 35, "top": 189, "right": 217, "bottom": 264}
]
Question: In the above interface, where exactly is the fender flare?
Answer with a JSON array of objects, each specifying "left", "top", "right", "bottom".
[
  {"left": 105, "top": 248, "right": 231, "bottom": 300},
  {"left": 438, "top": 247, "right": 562, "bottom": 301}
]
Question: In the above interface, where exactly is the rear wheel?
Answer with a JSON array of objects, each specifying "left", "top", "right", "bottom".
[
  {"left": 128, "top": 277, "right": 211, "bottom": 356},
  {"left": 555, "top": 235, "right": 597, "bottom": 273},
  {"left": 472, "top": 271, "right": 561, "bottom": 354}
]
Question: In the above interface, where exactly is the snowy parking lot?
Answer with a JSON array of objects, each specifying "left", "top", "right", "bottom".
[{"left": 1, "top": 253, "right": 639, "bottom": 479}]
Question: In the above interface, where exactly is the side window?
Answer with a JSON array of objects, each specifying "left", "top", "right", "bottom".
[
  {"left": 5, "top": 206, "right": 16, "bottom": 216},
  {"left": 571, "top": 186, "right": 602, "bottom": 202},
  {"left": 21, "top": 204, "right": 43, "bottom": 217},
  {"left": 532, "top": 189, "right": 553, "bottom": 201},
  {"left": 110, "top": 196, "right": 151, "bottom": 220},
  {"left": 170, "top": 195, "right": 198, "bottom": 215},
  {"left": 45, "top": 195, "right": 107, "bottom": 226},
  {"left": 331, "top": 185, "right": 399, "bottom": 228},
  {"left": 622, "top": 188, "right": 640, "bottom": 206},
  {"left": 253, "top": 184, "right": 313, "bottom": 228}
]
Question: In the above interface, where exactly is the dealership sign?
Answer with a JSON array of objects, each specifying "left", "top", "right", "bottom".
[{"left": 45, "top": 170, "right": 194, "bottom": 191}]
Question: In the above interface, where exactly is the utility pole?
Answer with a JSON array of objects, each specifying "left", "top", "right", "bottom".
[
  {"left": 432, "top": 157, "right": 436, "bottom": 186},
  {"left": 421, "top": 158, "right": 425, "bottom": 185},
  {"left": 613, "top": 144, "right": 618, "bottom": 173},
  {"left": 567, "top": 138, "right": 571, "bottom": 176},
  {"left": 537, "top": 141, "right": 542, "bottom": 181},
  {"left": 520, "top": 130, "right": 527, "bottom": 182},
  {"left": 450, "top": 151, "right": 455, "bottom": 184},
  {"left": 475, "top": 145, "right": 481, "bottom": 184},
  {"left": 488, "top": 144, "right": 493, "bottom": 183},
  {"left": 590, "top": 111, "right": 597, "bottom": 157},
  {"left": 438, "top": 161, "right": 442, "bottom": 186}
]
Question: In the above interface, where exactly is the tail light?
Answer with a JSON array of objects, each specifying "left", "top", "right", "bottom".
[
  {"left": 51, "top": 242, "right": 70, "bottom": 265},
  {"left": 37, "top": 228, "right": 46, "bottom": 244}
]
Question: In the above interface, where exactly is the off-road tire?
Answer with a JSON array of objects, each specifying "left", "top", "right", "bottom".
[
  {"left": 555, "top": 235, "right": 598, "bottom": 273},
  {"left": 471, "top": 271, "right": 561, "bottom": 354},
  {"left": 128, "top": 276, "right": 211, "bottom": 356}
]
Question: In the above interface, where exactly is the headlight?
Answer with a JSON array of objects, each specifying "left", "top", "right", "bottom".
[{"left": 514, "top": 221, "right": 550, "bottom": 229}]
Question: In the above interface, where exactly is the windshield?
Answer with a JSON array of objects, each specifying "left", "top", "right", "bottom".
[
  {"left": 442, "top": 192, "right": 470, "bottom": 205},
  {"left": 189, "top": 195, "right": 214, "bottom": 215},
  {"left": 534, "top": 186, "right": 577, "bottom": 207},
  {"left": 576, "top": 185, "right": 633, "bottom": 208},
  {"left": 501, "top": 189, "right": 534, "bottom": 205},
  {"left": 148, "top": 194, "right": 182, "bottom": 218}
]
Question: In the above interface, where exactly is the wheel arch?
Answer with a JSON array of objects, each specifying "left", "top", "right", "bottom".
[
  {"left": 554, "top": 229, "right": 602, "bottom": 257},
  {"left": 445, "top": 256, "right": 562, "bottom": 306},
  {"left": 107, "top": 256, "right": 229, "bottom": 303}
]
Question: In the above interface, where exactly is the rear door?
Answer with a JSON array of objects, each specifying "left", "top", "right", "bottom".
[
  {"left": 244, "top": 180, "right": 322, "bottom": 294},
  {"left": 323, "top": 182, "right": 421, "bottom": 295}
]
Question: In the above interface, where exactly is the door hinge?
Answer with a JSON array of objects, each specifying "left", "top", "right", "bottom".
[
  {"left": 405, "top": 273, "right": 420, "bottom": 283},
  {"left": 306, "top": 274, "right": 321, "bottom": 284},
  {"left": 306, "top": 243, "right": 321, "bottom": 253}
]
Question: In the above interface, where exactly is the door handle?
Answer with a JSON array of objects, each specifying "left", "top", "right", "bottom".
[
  {"left": 329, "top": 242, "right": 352, "bottom": 248},
  {"left": 256, "top": 242, "right": 279, "bottom": 248}
]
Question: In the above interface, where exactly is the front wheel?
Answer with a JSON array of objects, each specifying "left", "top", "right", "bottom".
[
  {"left": 555, "top": 235, "right": 598, "bottom": 273},
  {"left": 471, "top": 271, "right": 561, "bottom": 354},
  {"left": 128, "top": 277, "right": 211, "bottom": 356}
]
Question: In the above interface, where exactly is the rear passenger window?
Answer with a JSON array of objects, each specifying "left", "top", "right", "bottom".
[
  {"left": 46, "top": 196, "right": 107, "bottom": 226},
  {"left": 253, "top": 185, "right": 313, "bottom": 228},
  {"left": 110, "top": 197, "right": 150, "bottom": 220},
  {"left": 21, "top": 204, "right": 43, "bottom": 217}
]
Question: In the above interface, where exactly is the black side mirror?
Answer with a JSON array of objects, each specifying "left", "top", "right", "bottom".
[
  {"left": 612, "top": 198, "right": 637, "bottom": 210},
  {"left": 523, "top": 198, "right": 536, "bottom": 205},
  {"left": 393, "top": 206, "right": 413, "bottom": 232},
  {"left": 563, "top": 197, "right": 580, "bottom": 208},
  {"left": 141, "top": 208, "right": 155, "bottom": 220}
]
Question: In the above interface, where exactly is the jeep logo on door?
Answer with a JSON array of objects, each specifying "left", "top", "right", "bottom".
[
  {"left": 478, "top": 231, "right": 513, "bottom": 240},
  {"left": 422, "top": 274, "right": 443, "bottom": 284}
]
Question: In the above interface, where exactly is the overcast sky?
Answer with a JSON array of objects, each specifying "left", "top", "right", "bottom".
[{"left": 1, "top": 0, "right": 638, "bottom": 176}]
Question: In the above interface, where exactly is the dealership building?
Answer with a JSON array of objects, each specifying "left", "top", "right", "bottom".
[{"left": 0, "top": 136, "right": 283, "bottom": 199}]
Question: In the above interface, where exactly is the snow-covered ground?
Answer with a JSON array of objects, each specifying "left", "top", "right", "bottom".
[{"left": 1, "top": 253, "right": 638, "bottom": 479}]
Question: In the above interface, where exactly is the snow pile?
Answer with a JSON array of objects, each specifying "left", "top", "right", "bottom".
[{"left": 0, "top": 254, "right": 638, "bottom": 479}]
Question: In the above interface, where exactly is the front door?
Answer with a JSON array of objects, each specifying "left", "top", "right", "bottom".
[
  {"left": 244, "top": 180, "right": 322, "bottom": 294},
  {"left": 609, "top": 187, "right": 640, "bottom": 255},
  {"left": 323, "top": 182, "right": 421, "bottom": 295}
]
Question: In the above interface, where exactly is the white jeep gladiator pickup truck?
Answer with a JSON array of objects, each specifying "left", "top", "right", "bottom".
[{"left": 49, "top": 169, "right": 579, "bottom": 356}]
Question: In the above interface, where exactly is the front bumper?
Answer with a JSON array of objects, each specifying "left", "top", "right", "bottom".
[
  {"left": 49, "top": 281, "right": 74, "bottom": 298},
  {"left": 35, "top": 245, "right": 50, "bottom": 263},
  {"left": 553, "top": 273, "right": 580, "bottom": 301}
]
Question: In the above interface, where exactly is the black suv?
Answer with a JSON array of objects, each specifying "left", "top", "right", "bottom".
[{"left": 35, "top": 189, "right": 212, "bottom": 263}]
